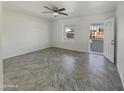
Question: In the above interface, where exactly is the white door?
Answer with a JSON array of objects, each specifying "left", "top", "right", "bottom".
[{"left": 104, "top": 18, "right": 115, "bottom": 63}]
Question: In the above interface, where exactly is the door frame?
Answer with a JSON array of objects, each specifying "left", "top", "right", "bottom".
[
  {"left": 114, "top": 17, "right": 117, "bottom": 65},
  {"left": 88, "top": 23, "right": 104, "bottom": 55},
  {"left": 88, "top": 19, "right": 116, "bottom": 65}
]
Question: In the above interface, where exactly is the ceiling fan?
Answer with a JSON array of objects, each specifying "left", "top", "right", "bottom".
[{"left": 42, "top": 6, "right": 68, "bottom": 17}]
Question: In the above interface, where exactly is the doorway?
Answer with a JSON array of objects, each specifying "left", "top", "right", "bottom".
[{"left": 89, "top": 23, "right": 104, "bottom": 54}]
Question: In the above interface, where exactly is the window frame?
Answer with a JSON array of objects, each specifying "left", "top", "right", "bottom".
[{"left": 63, "top": 25, "right": 75, "bottom": 41}]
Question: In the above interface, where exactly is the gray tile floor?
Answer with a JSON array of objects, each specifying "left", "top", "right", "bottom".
[{"left": 3, "top": 47, "right": 123, "bottom": 91}]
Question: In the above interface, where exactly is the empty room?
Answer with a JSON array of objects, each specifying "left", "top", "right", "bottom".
[{"left": 0, "top": 1, "right": 124, "bottom": 91}]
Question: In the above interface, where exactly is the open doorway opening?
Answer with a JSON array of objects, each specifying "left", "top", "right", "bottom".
[{"left": 89, "top": 23, "right": 104, "bottom": 54}]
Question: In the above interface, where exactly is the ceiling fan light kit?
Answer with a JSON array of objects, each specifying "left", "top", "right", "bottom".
[
  {"left": 42, "top": 6, "right": 68, "bottom": 17},
  {"left": 53, "top": 12, "right": 59, "bottom": 17}
]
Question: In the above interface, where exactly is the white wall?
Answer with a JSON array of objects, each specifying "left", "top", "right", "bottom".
[
  {"left": 2, "top": 9, "right": 52, "bottom": 59},
  {"left": 52, "top": 13, "right": 115, "bottom": 52},
  {"left": 116, "top": 2, "right": 124, "bottom": 88},
  {"left": 0, "top": 1, "right": 3, "bottom": 90}
]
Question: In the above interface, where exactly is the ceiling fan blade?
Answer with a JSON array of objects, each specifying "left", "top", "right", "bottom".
[
  {"left": 43, "top": 6, "right": 53, "bottom": 11},
  {"left": 42, "top": 11, "right": 53, "bottom": 13},
  {"left": 59, "top": 12, "right": 68, "bottom": 16},
  {"left": 58, "top": 8, "right": 65, "bottom": 11}
]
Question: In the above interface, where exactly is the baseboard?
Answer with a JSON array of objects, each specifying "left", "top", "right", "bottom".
[
  {"left": 52, "top": 46, "right": 106, "bottom": 57},
  {"left": 117, "top": 65, "right": 124, "bottom": 89},
  {"left": 0, "top": 60, "right": 3, "bottom": 91},
  {"left": 51, "top": 46, "right": 88, "bottom": 53},
  {"left": 2, "top": 46, "right": 51, "bottom": 60}
]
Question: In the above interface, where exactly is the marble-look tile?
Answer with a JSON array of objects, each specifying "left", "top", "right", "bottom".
[{"left": 3, "top": 47, "right": 123, "bottom": 91}]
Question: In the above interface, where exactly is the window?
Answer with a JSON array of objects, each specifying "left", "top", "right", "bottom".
[{"left": 64, "top": 26, "right": 75, "bottom": 39}]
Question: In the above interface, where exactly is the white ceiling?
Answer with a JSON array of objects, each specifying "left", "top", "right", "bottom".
[{"left": 3, "top": 1, "right": 117, "bottom": 20}]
